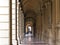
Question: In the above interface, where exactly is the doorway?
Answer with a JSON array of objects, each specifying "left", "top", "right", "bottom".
[{"left": 25, "top": 24, "right": 33, "bottom": 37}]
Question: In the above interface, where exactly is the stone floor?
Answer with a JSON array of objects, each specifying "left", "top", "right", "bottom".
[{"left": 19, "top": 36, "right": 48, "bottom": 45}]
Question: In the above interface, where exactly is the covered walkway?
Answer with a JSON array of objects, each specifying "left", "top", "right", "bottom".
[
  {"left": 0, "top": 0, "right": 60, "bottom": 45},
  {"left": 19, "top": 35, "right": 48, "bottom": 45}
]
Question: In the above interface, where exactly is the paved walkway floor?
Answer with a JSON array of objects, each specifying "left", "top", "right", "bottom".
[{"left": 19, "top": 36, "right": 48, "bottom": 45}]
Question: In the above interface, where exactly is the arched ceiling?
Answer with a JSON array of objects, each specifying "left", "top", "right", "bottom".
[
  {"left": 20, "top": 0, "right": 51, "bottom": 19},
  {"left": 20, "top": 0, "right": 51, "bottom": 14},
  {"left": 20, "top": 0, "right": 51, "bottom": 15},
  {"left": 21, "top": 0, "right": 42, "bottom": 15}
]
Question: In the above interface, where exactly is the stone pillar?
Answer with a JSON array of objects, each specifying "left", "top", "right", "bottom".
[
  {"left": 49, "top": 0, "right": 56, "bottom": 45},
  {"left": 18, "top": 5, "right": 24, "bottom": 44},
  {"left": 41, "top": 10, "right": 45, "bottom": 41},
  {"left": 19, "top": 8, "right": 24, "bottom": 42},
  {"left": 56, "top": 25, "right": 60, "bottom": 43},
  {"left": 55, "top": 0, "right": 60, "bottom": 45},
  {"left": 36, "top": 14, "right": 42, "bottom": 40}
]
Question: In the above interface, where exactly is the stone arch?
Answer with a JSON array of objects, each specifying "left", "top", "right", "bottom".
[
  {"left": 24, "top": 9, "right": 37, "bottom": 19},
  {"left": 24, "top": 10, "right": 37, "bottom": 36}
]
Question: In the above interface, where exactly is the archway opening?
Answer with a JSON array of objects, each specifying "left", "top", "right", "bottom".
[
  {"left": 25, "top": 23, "right": 33, "bottom": 37},
  {"left": 28, "top": 26, "right": 32, "bottom": 32},
  {"left": 27, "top": 26, "right": 32, "bottom": 34}
]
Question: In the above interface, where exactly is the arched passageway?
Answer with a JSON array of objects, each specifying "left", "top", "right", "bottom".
[
  {"left": 0, "top": 0, "right": 60, "bottom": 45},
  {"left": 24, "top": 17, "right": 36, "bottom": 37}
]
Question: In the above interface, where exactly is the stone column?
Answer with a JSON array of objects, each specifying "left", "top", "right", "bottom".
[
  {"left": 55, "top": 0, "right": 60, "bottom": 45},
  {"left": 41, "top": 10, "right": 45, "bottom": 41},
  {"left": 36, "top": 14, "right": 42, "bottom": 40},
  {"left": 19, "top": 8, "right": 24, "bottom": 42},
  {"left": 18, "top": 4, "right": 24, "bottom": 44},
  {"left": 49, "top": 0, "right": 56, "bottom": 45}
]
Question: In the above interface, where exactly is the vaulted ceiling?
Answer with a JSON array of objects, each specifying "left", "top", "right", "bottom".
[
  {"left": 21, "top": 0, "right": 43, "bottom": 15},
  {"left": 20, "top": 0, "right": 51, "bottom": 14},
  {"left": 20, "top": 0, "right": 51, "bottom": 21}
]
